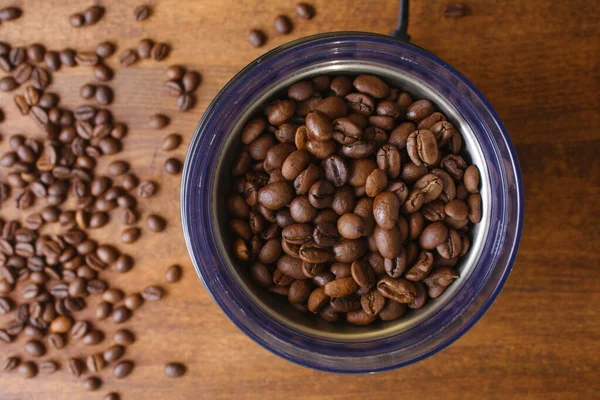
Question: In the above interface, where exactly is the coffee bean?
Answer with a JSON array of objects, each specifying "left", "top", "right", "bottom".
[
  {"left": 177, "top": 93, "right": 195, "bottom": 112},
  {"left": 248, "top": 30, "right": 266, "bottom": 47},
  {"left": 67, "top": 358, "right": 84, "bottom": 377},
  {"left": 182, "top": 70, "right": 200, "bottom": 92},
  {"left": 296, "top": 2, "right": 315, "bottom": 19},
  {"left": 50, "top": 315, "right": 73, "bottom": 333},
  {"left": 105, "top": 393, "right": 121, "bottom": 400},
  {"left": 0, "top": 76, "right": 18, "bottom": 91},
  {"left": 0, "top": 296, "right": 12, "bottom": 314},
  {"left": 149, "top": 113, "right": 169, "bottom": 129},
  {"left": 25, "top": 339, "right": 46, "bottom": 357},
  {"left": 151, "top": 43, "right": 169, "bottom": 61},
  {"left": 165, "top": 264, "right": 183, "bottom": 283},
  {"left": 164, "top": 157, "right": 182, "bottom": 174},
  {"left": 114, "top": 254, "right": 134, "bottom": 273},
  {"left": 444, "top": 3, "right": 468, "bottom": 18},
  {"left": 113, "top": 360, "right": 134, "bottom": 378},
  {"left": 83, "top": 6, "right": 104, "bottom": 25},
  {"left": 133, "top": 5, "right": 151, "bottom": 21},
  {"left": 18, "top": 361, "right": 37, "bottom": 379},
  {"left": 83, "top": 330, "right": 104, "bottom": 345},
  {"left": 274, "top": 15, "right": 292, "bottom": 34},
  {"left": 160, "top": 362, "right": 186, "bottom": 378},
  {"left": 146, "top": 214, "right": 166, "bottom": 232},
  {"left": 95, "top": 301, "right": 112, "bottom": 320},
  {"left": 112, "top": 306, "right": 131, "bottom": 323},
  {"left": 141, "top": 285, "right": 163, "bottom": 301},
  {"left": 114, "top": 329, "right": 135, "bottom": 345},
  {"left": 103, "top": 344, "right": 125, "bottom": 364},
  {"left": 84, "top": 376, "right": 102, "bottom": 391},
  {"left": 351, "top": 260, "right": 375, "bottom": 289},
  {"left": 2, "top": 356, "right": 20, "bottom": 372},
  {"left": 47, "top": 333, "right": 65, "bottom": 349},
  {"left": 39, "top": 360, "right": 58, "bottom": 375},
  {"left": 119, "top": 49, "right": 139, "bottom": 67},
  {"left": 96, "top": 41, "right": 116, "bottom": 58},
  {"left": 94, "top": 65, "right": 113, "bottom": 82},
  {"left": 166, "top": 65, "right": 185, "bottom": 80}
]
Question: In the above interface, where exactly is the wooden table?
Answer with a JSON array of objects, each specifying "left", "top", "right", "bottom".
[{"left": 0, "top": 0, "right": 598, "bottom": 398}]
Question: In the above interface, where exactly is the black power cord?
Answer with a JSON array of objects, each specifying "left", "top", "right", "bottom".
[{"left": 390, "top": 0, "right": 411, "bottom": 41}]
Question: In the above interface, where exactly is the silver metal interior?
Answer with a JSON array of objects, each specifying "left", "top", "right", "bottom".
[{"left": 212, "top": 61, "right": 491, "bottom": 342}]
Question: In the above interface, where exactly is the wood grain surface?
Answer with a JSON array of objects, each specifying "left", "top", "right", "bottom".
[{"left": 0, "top": 0, "right": 599, "bottom": 399}]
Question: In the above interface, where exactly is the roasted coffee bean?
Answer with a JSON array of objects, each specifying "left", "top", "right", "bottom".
[
  {"left": 405, "top": 250, "right": 434, "bottom": 281},
  {"left": 161, "top": 133, "right": 182, "bottom": 151},
  {"left": 419, "top": 221, "right": 448, "bottom": 249},
  {"left": 38, "top": 360, "right": 58, "bottom": 375},
  {"left": 84, "top": 376, "right": 102, "bottom": 391},
  {"left": 151, "top": 43, "right": 170, "bottom": 61},
  {"left": 353, "top": 75, "right": 390, "bottom": 99},
  {"left": 112, "top": 306, "right": 131, "bottom": 323},
  {"left": 2, "top": 356, "right": 21, "bottom": 372},
  {"left": 377, "top": 277, "right": 417, "bottom": 303},
  {"left": 25, "top": 339, "right": 46, "bottom": 357},
  {"left": 123, "top": 293, "right": 142, "bottom": 310},
  {"left": 324, "top": 277, "right": 358, "bottom": 298},
  {"left": 47, "top": 333, "right": 65, "bottom": 349},
  {"left": 299, "top": 241, "right": 333, "bottom": 263},
  {"left": 346, "top": 309, "right": 377, "bottom": 325},
  {"left": 103, "top": 344, "right": 125, "bottom": 364},
  {"left": 67, "top": 358, "right": 84, "bottom": 377},
  {"left": 71, "top": 320, "right": 90, "bottom": 339},
  {"left": 182, "top": 70, "right": 200, "bottom": 92},
  {"left": 332, "top": 238, "right": 367, "bottom": 263},
  {"left": 18, "top": 361, "right": 37, "bottom": 379},
  {"left": 165, "top": 264, "right": 183, "bottom": 283},
  {"left": 96, "top": 301, "right": 113, "bottom": 320},
  {"left": 83, "top": 330, "right": 104, "bottom": 345},
  {"left": 119, "top": 49, "right": 139, "bottom": 67},
  {"left": 147, "top": 214, "right": 166, "bottom": 232},
  {"left": 274, "top": 14, "right": 292, "bottom": 34},
  {"left": 83, "top": 5, "right": 104, "bottom": 25},
  {"left": 351, "top": 260, "right": 375, "bottom": 289},
  {"left": 164, "top": 362, "right": 186, "bottom": 378},
  {"left": 114, "top": 329, "right": 134, "bottom": 345},
  {"left": 105, "top": 393, "right": 121, "bottom": 400},
  {"left": 361, "top": 290, "right": 386, "bottom": 316},
  {"left": 133, "top": 4, "right": 151, "bottom": 21},
  {"left": 113, "top": 360, "right": 134, "bottom": 379},
  {"left": 120, "top": 227, "right": 140, "bottom": 244},
  {"left": 423, "top": 267, "right": 459, "bottom": 288},
  {"left": 96, "top": 41, "right": 116, "bottom": 58},
  {"left": 164, "top": 157, "right": 182, "bottom": 174},
  {"left": 248, "top": 30, "right": 266, "bottom": 47},
  {"left": 141, "top": 285, "right": 163, "bottom": 301},
  {"left": 337, "top": 213, "right": 365, "bottom": 239},
  {"left": 0, "top": 76, "right": 18, "bottom": 91}
]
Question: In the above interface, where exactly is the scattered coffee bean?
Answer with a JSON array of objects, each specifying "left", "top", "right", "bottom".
[
  {"left": 96, "top": 41, "right": 116, "bottom": 58},
  {"left": 84, "top": 376, "right": 102, "bottom": 391},
  {"left": 161, "top": 133, "right": 182, "bottom": 151},
  {"left": 133, "top": 5, "right": 151, "bottom": 21},
  {"left": 39, "top": 360, "right": 59, "bottom": 374},
  {"left": 151, "top": 43, "right": 169, "bottom": 61},
  {"left": 121, "top": 227, "right": 141, "bottom": 243},
  {"left": 274, "top": 15, "right": 292, "bottom": 34},
  {"left": 296, "top": 3, "right": 315, "bottom": 19},
  {"left": 147, "top": 214, "right": 166, "bottom": 232},
  {"left": 164, "top": 158, "right": 182, "bottom": 174},
  {"left": 113, "top": 329, "right": 135, "bottom": 345},
  {"left": 164, "top": 362, "right": 186, "bottom": 377},
  {"left": 18, "top": 361, "right": 37, "bottom": 379},
  {"left": 248, "top": 30, "right": 266, "bottom": 47},
  {"left": 443, "top": 3, "right": 468, "bottom": 18},
  {"left": 149, "top": 113, "right": 169, "bottom": 129},
  {"left": 165, "top": 264, "right": 182, "bottom": 283},
  {"left": 83, "top": 6, "right": 104, "bottom": 25},
  {"left": 67, "top": 358, "right": 84, "bottom": 377},
  {"left": 113, "top": 360, "right": 134, "bottom": 379},
  {"left": 104, "top": 393, "right": 121, "bottom": 400},
  {"left": 103, "top": 345, "right": 125, "bottom": 364},
  {"left": 0, "top": 7, "right": 22, "bottom": 21},
  {"left": 141, "top": 285, "right": 163, "bottom": 301}
]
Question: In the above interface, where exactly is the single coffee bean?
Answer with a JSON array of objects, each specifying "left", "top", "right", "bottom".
[
  {"left": 96, "top": 41, "right": 116, "bottom": 58},
  {"left": 18, "top": 361, "right": 37, "bottom": 379},
  {"left": 50, "top": 315, "right": 73, "bottom": 333},
  {"left": 84, "top": 376, "right": 102, "bottom": 391},
  {"left": 406, "top": 100, "right": 434, "bottom": 121},
  {"left": 67, "top": 358, "right": 84, "bottom": 377},
  {"left": 119, "top": 49, "right": 139, "bottom": 67},
  {"left": 377, "top": 277, "right": 417, "bottom": 303},
  {"left": 346, "top": 309, "right": 377, "bottom": 326},
  {"left": 361, "top": 290, "right": 386, "bottom": 316},
  {"left": 164, "top": 157, "right": 182, "bottom": 174},
  {"left": 114, "top": 329, "right": 135, "bottom": 345},
  {"left": 165, "top": 362, "right": 186, "bottom": 378},
  {"left": 83, "top": 6, "right": 104, "bottom": 25},
  {"left": 296, "top": 2, "right": 315, "bottom": 19},
  {"left": 141, "top": 285, "right": 163, "bottom": 301},
  {"left": 83, "top": 330, "right": 104, "bottom": 345},
  {"left": 2, "top": 356, "right": 21, "bottom": 372},
  {"left": 121, "top": 227, "right": 141, "bottom": 244},
  {"left": 419, "top": 221, "right": 448, "bottom": 249},
  {"left": 182, "top": 70, "right": 200, "bottom": 92},
  {"left": 379, "top": 300, "right": 407, "bottom": 321},
  {"left": 133, "top": 4, "right": 151, "bottom": 21},
  {"left": 24, "top": 339, "right": 46, "bottom": 357},
  {"left": 112, "top": 306, "right": 131, "bottom": 323},
  {"left": 248, "top": 30, "right": 266, "bottom": 47},
  {"left": 324, "top": 277, "right": 358, "bottom": 298},
  {"left": 147, "top": 214, "right": 166, "bottom": 232},
  {"left": 299, "top": 241, "right": 333, "bottom": 263},
  {"left": 103, "top": 344, "right": 125, "bottom": 364},
  {"left": 151, "top": 42, "right": 170, "bottom": 61},
  {"left": 104, "top": 393, "right": 121, "bottom": 400},
  {"left": 161, "top": 133, "right": 182, "bottom": 151},
  {"left": 149, "top": 113, "right": 169, "bottom": 129},
  {"left": 96, "top": 301, "right": 113, "bottom": 320},
  {"left": 113, "top": 360, "right": 134, "bottom": 379},
  {"left": 87, "top": 353, "right": 105, "bottom": 373}
]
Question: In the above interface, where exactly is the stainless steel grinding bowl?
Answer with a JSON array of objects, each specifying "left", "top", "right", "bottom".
[{"left": 211, "top": 61, "right": 491, "bottom": 342}]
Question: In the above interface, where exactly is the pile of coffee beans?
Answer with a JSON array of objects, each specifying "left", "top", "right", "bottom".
[
  {"left": 248, "top": 2, "right": 315, "bottom": 47},
  {"left": 0, "top": 6, "right": 189, "bottom": 399},
  {"left": 228, "top": 74, "right": 482, "bottom": 325}
]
